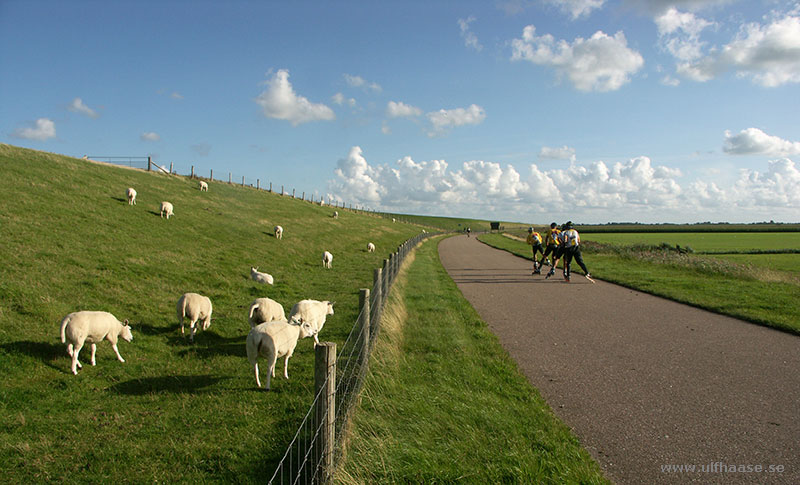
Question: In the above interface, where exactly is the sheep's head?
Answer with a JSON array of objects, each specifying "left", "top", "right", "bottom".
[
  {"left": 291, "top": 316, "right": 317, "bottom": 339},
  {"left": 325, "top": 301, "right": 334, "bottom": 316},
  {"left": 120, "top": 319, "right": 133, "bottom": 342},
  {"left": 202, "top": 318, "right": 211, "bottom": 331}
]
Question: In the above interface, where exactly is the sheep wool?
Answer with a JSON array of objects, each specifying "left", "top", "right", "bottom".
[{"left": 60, "top": 311, "right": 133, "bottom": 375}]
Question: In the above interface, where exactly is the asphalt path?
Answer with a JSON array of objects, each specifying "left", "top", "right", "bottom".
[{"left": 438, "top": 234, "right": 799, "bottom": 484}]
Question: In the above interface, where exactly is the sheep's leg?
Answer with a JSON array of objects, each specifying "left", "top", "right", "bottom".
[
  {"left": 111, "top": 343, "right": 125, "bottom": 363},
  {"left": 254, "top": 363, "right": 262, "bottom": 388},
  {"left": 189, "top": 320, "right": 197, "bottom": 342},
  {"left": 180, "top": 317, "right": 184, "bottom": 335},
  {"left": 72, "top": 342, "right": 84, "bottom": 375},
  {"left": 313, "top": 334, "right": 320, "bottom": 347},
  {"left": 266, "top": 353, "right": 277, "bottom": 390},
  {"left": 283, "top": 355, "right": 290, "bottom": 379},
  {"left": 90, "top": 343, "right": 97, "bottom": 366},
  {"left": 67, "top": 343, "right": 74, "bottom": 357}
]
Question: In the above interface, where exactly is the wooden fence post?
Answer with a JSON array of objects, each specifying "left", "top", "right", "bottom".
[
  {"left": 257, "top": 179, "right": 260, "bottom": 190},
  {"left": 314, "top": 342, "right": 336, "bottom": 484},
  {"left": 169, "top": 162, "right": 173, "bottom": 174},
  {"left": 269, "top": 182, "right": 272, "bottom": 192},
  {"left": 372, "top": 268, "right": 382, "bottom": 336},
  {"left": 242, "top": 175, "right": 245, "bottom": 186},
  {"left": 147, "top": 156, "right": 152, "bottom": 171},
  {"left": 191, "top": 165, "right": 194, "bottom": 178},
  {"left": 210, "top": 169, "right": 213, "bottom": 180},
  {"left": 228, "top": 172, "right": 232, "bottom": 184},
  {"left": 382, "top": 259, "right": 390, "bottom": 301},
  {"left": 359, "top": 288, "right": 370, "bottom": 357}
]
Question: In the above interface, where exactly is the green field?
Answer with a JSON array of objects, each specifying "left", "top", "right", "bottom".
[
  {"left": 706, "top": 253, "right": 800, "bottom": 274},
  {"left": 580, "top": 232, "right": 800, "bottom": 253}
]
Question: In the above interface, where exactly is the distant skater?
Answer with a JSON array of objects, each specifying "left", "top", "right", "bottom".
[
  {"left": 466, "top": 227, "right": 471, "bottom": 237},
  {"left": 561, "top": 221, "right": 593, "bottom": 283},
  {"left": 526, "top": 227, "right": 544, "bottom": 274},
  {"left": 545, "top": 225, "right": 567, "bottom": 280},
  {"left": 540, "top": 222, "right": 560, "bottom": 269}
]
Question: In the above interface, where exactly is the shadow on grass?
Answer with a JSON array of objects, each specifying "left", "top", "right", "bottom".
[
  {"left": 111, "top": 196, "right": 127, "bottom": 204},
  {"left": 110, "top": 374, "right": 228, "bottom": 395},
  {"left": 134, "top": 323, "right": 175, "bottom": 336},
  {"left": 1, "top": 340, "right": 65, "bottom": 371}
]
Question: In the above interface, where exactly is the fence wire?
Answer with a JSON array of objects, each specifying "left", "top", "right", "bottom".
[{"left": 268, "top": 232, "right": 432, "bottom": 484}]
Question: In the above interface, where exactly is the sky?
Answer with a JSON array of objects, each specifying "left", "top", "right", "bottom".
[{"left": 2, "top": 0, "right": 799, "bottom": 224}]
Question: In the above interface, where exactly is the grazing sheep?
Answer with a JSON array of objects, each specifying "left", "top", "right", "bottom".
[
  {"left": 322, "top": 251, "right": 333, "bottom": 269},
  {"left": 126, "top": 187, "right": 137, "bottom": 205},
  {"left": 176, "top": 293, "right": 212, "bottom": 342},
  {"left": 392, "top": 218, "right": 396, "bottom": 223},
  {"left": 288, "top": 299, "right": 334, "bottom": 346},
  {"left": 367, "top": 242, "right": 376, "bottom": 252},
  {"left": 248, "top": 297, "right": 286, "bottom": 327},
  {"left": 333, "top": 210, "right": 338, "bottom": 219},
  {"left": 274, "top": 225, "right": 283, "bottom": 240},
  {"left": 160, "top": 201, "right": 174, "bottom": 219},
  {"left": 250, "top": 267, "right": 274, "bottom": 285},
  {"left": 246, "top": 317, "right": 316, "bottom": 390},
  {"left": 199, "top": 181, "right": 208, "bottom": 191},
  {"left": 59, "top": 311, "right": 133, "bottom": 375}
]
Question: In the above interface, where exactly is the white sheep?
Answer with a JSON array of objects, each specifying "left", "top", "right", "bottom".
[
  {"left": 246, "top": 317, "right": 316, "bottom": 390},
  {"left": 274, "top": 225, "right": 283, "bottom": 240},
  {"left": 392, "top": 218, "right": 396, "bottom": 223},
  {"left": 367, "top": 242, "right": 376, "bottom": 252},
  {"left": 59, "top": 311, "right": 133, "bottom": 375},
  {"left": 322, "top": 251, "right": 333, "bottom": 269},
  {"left": 160, "top": 201, "right": 174, "bottom": 219},
  {"left": 288, "top": 299, "right": 334, "bottom": 346},
  {"left": 199, "top": 181, "right": 208, "bottom": 191},
  {"left": 176, "top": 293, "right": 212, "bottom": 342},
  {"left": 126, "top": 187, "right": 137, "bottom": 205},
  {"left": 250, "top": 267, "right": 274, "bottom": 285},
  {"left": 248, "top": 297, "right": 286, "bottom": 327},
  {"left": 333, "top": 210, "right": 338, "bottom": 219}
]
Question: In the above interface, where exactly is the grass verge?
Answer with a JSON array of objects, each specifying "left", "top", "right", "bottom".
[
  {"left": 478, "top": 233, "right": 800, "bottom": 335},
  {"left": 335, "top": 236, "right": 609, "bottom": 484}
]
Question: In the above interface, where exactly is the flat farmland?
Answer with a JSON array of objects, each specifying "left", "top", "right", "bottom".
[
  {"left": 582, "top": 232, "right": 800, "bottom": 253},
  {"left": 707, "top": 253, "right": 800, "bottom": 274}
]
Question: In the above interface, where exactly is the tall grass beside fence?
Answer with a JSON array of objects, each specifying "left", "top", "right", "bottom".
[{"left": 478, "top": 233, "right": 800, "bottom": 335}]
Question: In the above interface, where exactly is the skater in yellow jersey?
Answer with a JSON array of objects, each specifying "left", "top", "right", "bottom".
[
  {"left": 539, "top": 222, "right": 559, "bottom": 270},
  {"left": 526, "top": 227, "right": 544, "bottom": 274},
  {"left": 545, "top": 225, "right": 567, "bottom": 279}
]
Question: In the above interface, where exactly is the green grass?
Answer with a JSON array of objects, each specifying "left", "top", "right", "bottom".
[
  {"left": 0, "top": 144, "right": 424, "bottom": 483},
  {"left": 707, "top": 253, "right": 800, "bottom": 274},
  {"left": 579, "top": 232, "right": 800, "bottom": 253},
  {"left": 336, "top": 237, "right": 609, "bottom": 484},
  {"left": 477, "top": 233, "right": 800, "bottom": 335}
]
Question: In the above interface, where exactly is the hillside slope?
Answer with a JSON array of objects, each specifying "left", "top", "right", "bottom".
[{"left": 0, "top": 144, "right": 423, "bottom": 482}]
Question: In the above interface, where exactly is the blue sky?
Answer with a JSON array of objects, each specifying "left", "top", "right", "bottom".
[{"left": 2, "top": 0, "right": 799, "bottom": 223}]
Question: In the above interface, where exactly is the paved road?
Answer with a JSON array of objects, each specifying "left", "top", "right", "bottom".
[{"left": 438, "top": 235, "right": 799, "bottom": 484}]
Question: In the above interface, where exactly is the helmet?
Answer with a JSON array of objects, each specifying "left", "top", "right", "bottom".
[
  {"left": 528, "top": 227, "right": 533, "bottom": 233},
  {"left": 550, "top": 222, "right": 557, "bottom": 229}
]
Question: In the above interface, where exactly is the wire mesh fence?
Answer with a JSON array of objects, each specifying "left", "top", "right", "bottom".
[{"left": 268, "top": 232, "right": 432, "bottom": 484}]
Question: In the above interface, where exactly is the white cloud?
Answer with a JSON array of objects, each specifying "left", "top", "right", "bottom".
[
  {"left": 171, "top": 92, "right": 184, "bottom": 100},
  {"left": 458, "top": 16, "right": 483, "bottom": 51},
  {"left": 386, "top": 101, "right": 423, "bottom": 118},
  {"left": 655, "top": 8, "right": 715, "bottom": 62},
  {"left": 678, "top": 14, "right": 800, "bottom": 86},
  {"left": 729, "top": 158, "right": 800, "bottom": 208},
  {"left": 723, "top": 128, "right": 800, "bottom": 156},
  {"left": 68, "top": 97, "right": 99, "bottom": 118},
  {"left": 255, "top": 69, "right": 335, "bottom": 126},
  {"left": 625, "top": 0, "right": 735, "bottom": 15},
  {"left": 546, "top": 0, "right": 606, "bottom": 19},
  {"left": 328, "top": 146, "right": 799, "bottom": 221},
  {"left": 511, "top": 25, "right": 644, "bottom": 91},
  {"left": 426, "top": 104, "right": 486, "bottom": 136},
  {"left": 140, "top": 132, "right": 160, "bottom": 142},
  {"left": 12, "top": 118, "right": 56, "bottom": 141},
  {"left": 344, "top": 74, "right": 382, "bottom": 93},
  {"left": 539, "top": 145, "right": 576, "bottom": 162},
  {"left": 332, "top": 92, "right": 356, "bottom": 107}
]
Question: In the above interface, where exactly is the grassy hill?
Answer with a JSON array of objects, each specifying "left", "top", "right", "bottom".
[{"left": 0, "top": 144, "right": 424, "bottom": 482}]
